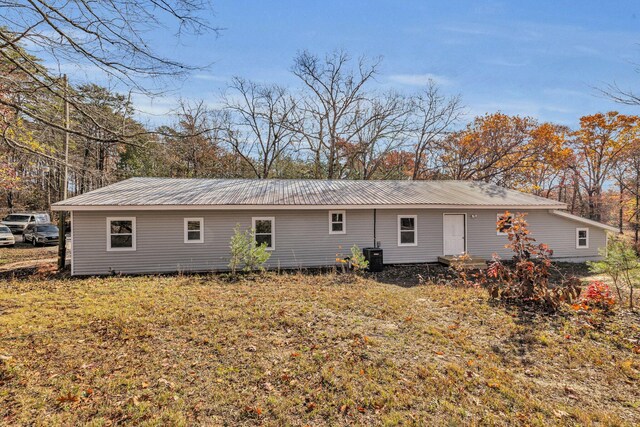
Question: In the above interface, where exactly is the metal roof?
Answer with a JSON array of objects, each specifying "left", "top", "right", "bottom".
[
  {"left": 52, "top": 178, "right": 567, "bottom": 210},
  {"left": 550, "top": 210, "right": 619, "bottom": 232}
]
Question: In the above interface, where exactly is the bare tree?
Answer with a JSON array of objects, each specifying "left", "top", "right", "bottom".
[
  {"left": 158, "top": 100, "right": 228, "bottom": 178},
  {"left": 409, "top": 81, "right": 463, "bottom": 179},
  {"left": 0, "top": 1, "right": 214, "bottom": 86},
  {"left": 343, "top": 92, "right": 411, "bottom": 179},
  {"left": 222, "top": 77, "right": 300, "bottom": 178},
  {"left": 601, "top": 81, "right": 640, "bottom": 106},
  {"left": 292, "top": 50, "right": 380, "bottom": 179},
  {"left": 0, "top": 1, "right": 217, "bottom": 160}
]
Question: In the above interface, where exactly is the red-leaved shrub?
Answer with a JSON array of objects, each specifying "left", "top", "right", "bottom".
[
  {"left": 484, "top": 211, "right": 581, "bottom": 311},
  {"left": 573, "top": 281, "right": 615, "bottom": 312}
]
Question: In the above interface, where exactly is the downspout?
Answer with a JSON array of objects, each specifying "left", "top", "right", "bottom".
[{"left": 373, "top": 208, "right": 377, "bottom": 248}]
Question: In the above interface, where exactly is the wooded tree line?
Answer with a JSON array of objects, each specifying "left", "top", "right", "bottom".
[{"left": 2, "top": 44, "right": 640, "bottom": 245}]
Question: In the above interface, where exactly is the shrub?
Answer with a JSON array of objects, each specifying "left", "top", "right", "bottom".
[
  {"left": 450, "top": 253, "right": 481, "bottom": 288},
  {"left": 588, "top": 237, "right": 639, "bottom": 310},
  {"left": 335, "top": 244, "right": 369, "bottom": 274},
  {"left": 349, "top": 244, "right": 369, "bottom": 272},
  {"left": 572, "top": 281, "right": 616, "bottom": 312},
  {"left": 244, "top": 235, "right": 271, "bottom": 272},
  {"left": 229, "top": 225, "right": 248, "bottom": 275},
  {"left": 484, "top": 211, "right": 581, "bottom": 311},
  {"left": 228, "top": 224, "right": 271, "bottom": 274}
]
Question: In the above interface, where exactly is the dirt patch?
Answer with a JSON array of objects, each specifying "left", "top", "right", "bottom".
[{"left": 0, "top": 243, "right": 58, "bottom": 267}]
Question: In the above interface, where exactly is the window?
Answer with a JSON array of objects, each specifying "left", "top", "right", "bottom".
[
  {"left": 252, "top": 217, "right": 275, "bottom": 250},
  {"left": 398, "top": 215, "right": 417, "bottom": 246},
  {"left": 576, "top": 228, "right": 589, "bottom": 249},
  {"left": 184, "top": 218, "right": 204, "bottom": 243},
  {"left": 107, "top": 217, "right": 136, "bottom": 251},
  {"left": 497, "top": 213, "right": 513, "bottom": 236},
  {"left": 329, "top": 210, "right": 346, "bottom": 234}
]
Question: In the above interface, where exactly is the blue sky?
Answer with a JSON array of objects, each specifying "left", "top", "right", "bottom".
[{"left": 76, "top": 0, "right": 640, "bottom": 126}]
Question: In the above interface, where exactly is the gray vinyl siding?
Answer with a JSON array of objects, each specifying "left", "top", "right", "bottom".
[
  {"left": 72, "top": 210, "right": 374, "bottom": 275},
  {"left": 71, "top": 208, "right": 607, "bottom": 276}
]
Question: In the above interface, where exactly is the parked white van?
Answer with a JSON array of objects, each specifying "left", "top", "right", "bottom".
[{"left": 1, "top": 212, "right": 51, "bottom": 234}]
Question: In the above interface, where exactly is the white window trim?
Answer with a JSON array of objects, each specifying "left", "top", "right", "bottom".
[
  {"left": 184, "top": 217, "right": 204, "bottom": 244},
  {"left": 397, "top": 214, "right": 418, "bottom": 247},
  {"left": 252, "top": 216, "right": 275, "bottom": 251},
  {"left": 328, "top": 210, "right": 346, "bottom": 235},
  {"left": 576, "top": 227, "right": 589, "bottom": 249},
  {"left": 497, "top": 212, "right": 514, "bottom": 236},
  {"left": 106, "top": 217, "right": 136, "bottom": 252}
]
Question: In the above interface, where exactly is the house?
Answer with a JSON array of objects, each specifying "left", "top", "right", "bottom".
[{"left": 51, "top": 178, "right": 617, "bottom": 276}]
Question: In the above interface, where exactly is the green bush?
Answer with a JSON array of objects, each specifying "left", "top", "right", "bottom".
[
  {"left": 336, "top": 244, "right": 369, "bottom": 274},
  {"left": 588, "top": 238, "right": 640, "bottom": 310},
  {"left": 228, "top": 224, "right": 271, "bottom": 274},
  {"left": 349, "top": 244, "right": 369, "bottom": 272}
]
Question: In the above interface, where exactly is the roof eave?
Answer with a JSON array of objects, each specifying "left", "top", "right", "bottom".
[
  {"left": 52, "top": 203, "right": 567, "bottom": 212},
  {"left": 550, "top": 209, "right": 619, "bottom": 233}
]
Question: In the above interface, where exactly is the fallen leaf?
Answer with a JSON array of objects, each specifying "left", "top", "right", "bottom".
[{"left": 57, "top": 392, "right": 79, "bottom": 404}]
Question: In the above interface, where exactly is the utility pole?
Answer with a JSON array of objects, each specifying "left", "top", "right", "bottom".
[{"left": 58, "top": 75, "right": 69, "bottom": 271}]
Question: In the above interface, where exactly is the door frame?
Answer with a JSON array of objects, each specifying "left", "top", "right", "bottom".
[{"left": 442, "top": 213, "right": 467, "bottom": 255}]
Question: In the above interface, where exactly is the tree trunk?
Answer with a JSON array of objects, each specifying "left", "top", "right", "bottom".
[
  {"left": 570, "top": 173, "right": 579, "bottom": 214},
  {"left": 636, "top": 171, "right": 639, "bottom": 253},
  {"left": 619, "top": 179, "right": 624, "bottom": 234}
]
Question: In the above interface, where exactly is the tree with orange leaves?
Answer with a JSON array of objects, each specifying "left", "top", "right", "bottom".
[
  {"left": 570, "top": 112, "right": 640, "bottom": 221},
  {"left": 517, "top": 122, "right": 574, "bottom": 198},
  {"left": 434, "top": 113, "right": 569, "bottom": 193}
]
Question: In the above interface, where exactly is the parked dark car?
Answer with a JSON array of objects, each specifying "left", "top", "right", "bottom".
[{"left": 23, "top": 224, "right": 59, "bottom": 246}]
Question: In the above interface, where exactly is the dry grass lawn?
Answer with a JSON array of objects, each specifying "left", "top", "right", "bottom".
[{"left": 1, "top": 273, "right": 639, "bottom": 426}]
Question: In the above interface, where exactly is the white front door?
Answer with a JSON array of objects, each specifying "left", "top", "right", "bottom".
[{"left": 443, "top": 214, "right": 466, "bottom": 255}]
